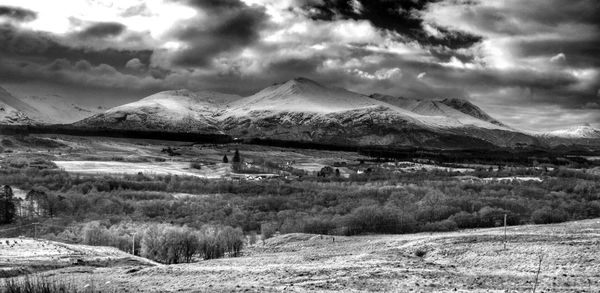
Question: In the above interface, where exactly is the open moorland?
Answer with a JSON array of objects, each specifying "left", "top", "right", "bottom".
[{"left": 1, "top": 219, "right": 599, "bottom": 292}]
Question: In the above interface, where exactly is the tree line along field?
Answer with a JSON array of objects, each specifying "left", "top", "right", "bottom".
[{"left": 0, "top": 134, "right": 600, "bottom": 266}]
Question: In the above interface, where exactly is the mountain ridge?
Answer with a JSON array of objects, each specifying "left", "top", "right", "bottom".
[{"left": 76, "top": 78, "right": 542, "bottom": 148}]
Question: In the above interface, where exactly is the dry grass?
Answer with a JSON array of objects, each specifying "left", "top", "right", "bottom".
[{"left": 2, "top": 219, "right": 597, "bottom": 292}]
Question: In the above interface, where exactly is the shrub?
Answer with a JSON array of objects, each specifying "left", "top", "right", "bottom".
[
  {"left": 449, "top": 211, "right": 478, "bottom": 229},
  {"left": 81, "top": 222, "right": 111, "bottom": 246},
  {"left": 421, "top": 219, "right": 458, "bottom": 232},
  {"left": 414, "top": 248, "right": 427, "bottom": 258},
  {"left": 140, "top": 224, "right": 244, "bottom": 263},
  {"left": 531, "top": 207, "right": 568, "bottom": 224},
  {"left": 344, "top": 205, "right": 416, "bottom": 235},
  {"left": 2, "top": 275, "right": 80, "bottom": 293},
  {"left": 260, "top": 222, "right": 278, "bottom": 240},
  {"left": 190, "top": 162, "right": 202, "bottom": 169}
]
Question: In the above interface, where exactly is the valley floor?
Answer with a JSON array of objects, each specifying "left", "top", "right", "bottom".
[{"left": 3, "top": 219, "right": 599, "bottom": 292}]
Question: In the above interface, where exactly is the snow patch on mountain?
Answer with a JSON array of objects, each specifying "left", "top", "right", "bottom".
[
  {"left": 545, "top": 125, "right": 600, "bottom": 139},
  {"left": 369, "top": 94, "right": 509, "bottom": 130}
]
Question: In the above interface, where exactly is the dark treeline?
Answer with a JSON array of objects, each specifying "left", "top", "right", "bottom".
[
  {"left": 0, "top": 125, "right": 232, "bottom": 144},
  {"left": 3, "top": 125, "right": 600, "bottom": 166}
]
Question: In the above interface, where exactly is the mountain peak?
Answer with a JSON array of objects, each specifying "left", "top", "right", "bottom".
[{"left": 439, "top": 98, "right": 505, "bottom": 127}]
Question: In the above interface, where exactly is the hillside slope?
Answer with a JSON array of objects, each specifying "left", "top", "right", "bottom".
[
  {"left": 77, "top": 90, "right": 241, "bottom": 133},
  {"left": 0, "top": 86, "right": 99, "bottom": 124},
  {"left": 20, "top": 95, "right": 100, "bottom": 124},
  {"left": 0, "top": 87, "right": 37, "bottom": 125},
  {"left": 13, "top": 219, "right": 599, "bottom": 292}
]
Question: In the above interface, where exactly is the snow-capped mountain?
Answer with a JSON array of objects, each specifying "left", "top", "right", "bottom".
[
  {"left": 220, "top": 78, "right": 537, "bottom": 147},
  {"left": 544, "top": 125, "right": 600, "bottom": 139},
  {"left": 370, "top": 94, "right": 506, "bottom": 128},
  {"left": 0, "top": 86, "right": 99, "bottom": 124},
  {"left": 77, "top": 90, "right": 241, "bottom": 133},
  {"left": 79, "top": 78, "right": 540, "bottom": 148}
]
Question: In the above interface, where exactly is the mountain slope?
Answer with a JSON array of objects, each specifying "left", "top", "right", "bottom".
[
  {"left": 77, "top": 90, "right": 241, "bottom": 133},
  {"left": 544, "top": 125, "right": 600, "bottom": 139},
  {"left": 20, "top": 95, "right": 100, "bottom": 124},
  {"left": 0, "top": 87, "right": 37, "bottom": 124},
  {"left": 225, "top": 78, "right": 386, "bottom": 115},
  {"left": 370, "top": 94, "right": 507, "bottom": 128},
  {"left": 0, "top": 86, "right": 99, "bottom": 124},
  {"left": 534, "top": 125, "right": 600, "bottom": 148}
]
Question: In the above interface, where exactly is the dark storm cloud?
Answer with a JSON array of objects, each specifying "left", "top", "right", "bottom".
[
  {"left": 0, "top": 24, "right": 152, "bottom": 69},
  {"left": 168, "top": 0, "right": 269, "bottom": 67},
  {"left": 77, "top": 22, "right": 126, "bottom": 39},
  {"left": 297, "top": 0, "right": 481, "bottom": 49},
  {"left": 0, "top": 5, "right": 37, "bottom": 22},
  {"left": 519, "top": 39, "right": 600, "bottom": 67}
]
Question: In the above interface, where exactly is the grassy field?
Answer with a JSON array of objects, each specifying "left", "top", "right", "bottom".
[
  {"left": 2, "top": 218, "right": 598, "bottom": 292},
  {"left": 0, "top": 237, "right": 156, "bottom": 279}
]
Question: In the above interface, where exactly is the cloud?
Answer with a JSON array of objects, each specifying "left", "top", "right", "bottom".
[
  {"left": 77, "top": 22, "right": 126, "bottom": 39},
  {"left": 298, "top": 0, "right": 482, "bottom": 49},
  {"left": 550, "top": 53, "right": 566, "bottom": 63},
  {"left": 0, "top": 0, "right": 598, "bottom": 131},
  {"left": 163, "top": 0, "right": 269, "bottom": 67},
  {"left": 125, "top": 58, "right": 145, "bottom": 71},
  {"left": 0, "top": 23, "right": 153, "bottom": 78},
  {"left": 0, "top": 5, "right": 37, "bottom": 22},
  {"left": 120, "top": 3, "right": 152, "bottom": 17}
]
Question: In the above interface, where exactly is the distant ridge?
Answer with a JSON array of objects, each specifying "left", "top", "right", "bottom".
[
  {"left": 544, "top": 125, "right": 600, "bottom": 139},
  {"left": 0, "top": 86, "right": 99, "bottom": 124}
]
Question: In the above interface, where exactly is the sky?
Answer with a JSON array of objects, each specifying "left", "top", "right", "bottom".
[{"left": 0, "top": 0, "right": 598, "bottom": 131}]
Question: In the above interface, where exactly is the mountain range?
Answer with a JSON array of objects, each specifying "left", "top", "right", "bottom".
[{"left": 2, "top": 79, "right": 599, "bottom": 149}]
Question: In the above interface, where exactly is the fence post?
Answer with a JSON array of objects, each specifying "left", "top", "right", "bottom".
[{"left": 503, "top": 214, "right": 507, "bottom": 250}]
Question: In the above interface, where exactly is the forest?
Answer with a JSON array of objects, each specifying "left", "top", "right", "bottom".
[{"left": 1, "top": 155, "right": 599, "bottom": 264}]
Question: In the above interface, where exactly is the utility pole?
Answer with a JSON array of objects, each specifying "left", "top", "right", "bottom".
[
  {"left": 33, "top": 223, "right": 37, "bottom": 239},
  {"left": 132, "top": 233, "right": 135, "bottom": 255},
  {"left": 503, "top": 214, "right": 507, "bottom": 250}
]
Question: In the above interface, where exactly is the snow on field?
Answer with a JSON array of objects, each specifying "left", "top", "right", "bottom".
[
  {"left": 482, "top": 176, "right": 543, "bottom": 182},
  {"left": 390, "top": 161, "right": 475, "bottom": 173},
  {"left": 0, "top": 237, "right": 157, "bottom": 275},
  {"left": 291, "top": 162, "right": 352, "bottom": 178},
  {"left": 54, "top": 161, "right": 229, "bottom": 178}
]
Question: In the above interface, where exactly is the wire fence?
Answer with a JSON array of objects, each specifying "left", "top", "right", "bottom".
[{"left": 0, "top": 222, "right": 75, "bottom": 239}]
